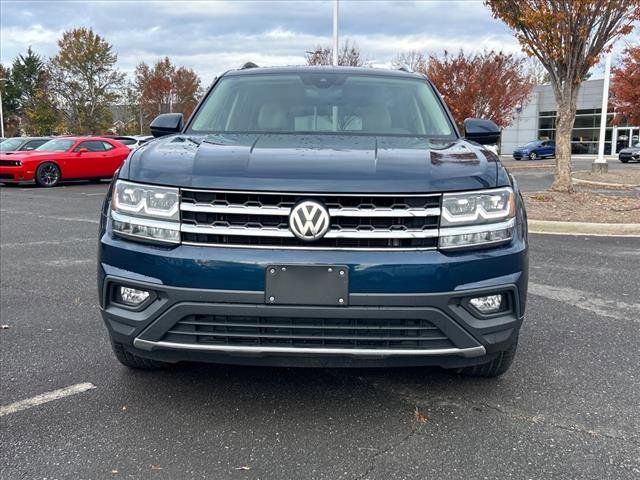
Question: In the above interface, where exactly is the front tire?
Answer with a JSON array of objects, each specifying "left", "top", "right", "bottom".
[
  {"left": 35, "top": 162, "right": 61, "bottom": 187},
  {"left": 620, "top": 159, "right": 629, "bottom": 163},
  {"left": 528, "top": 152, "right": 538, "bottom": 161},
  {"left": 111, "top": 341, "right": 169, "bottom": 369},
  {"left": 454, "top": 336, "right": 518, "bottom": 378}
]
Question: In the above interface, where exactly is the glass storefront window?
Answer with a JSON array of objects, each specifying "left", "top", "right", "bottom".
[{"left": 537, "top": 108, "right": 616, "bottom": 154}]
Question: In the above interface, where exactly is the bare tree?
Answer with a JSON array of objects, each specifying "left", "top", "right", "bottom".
[
  {"left": 306, "top": 40, "right": 365, "bottom": 66},
  {"left": 391, "top": 51, "right": 427, "bottom": 72}
]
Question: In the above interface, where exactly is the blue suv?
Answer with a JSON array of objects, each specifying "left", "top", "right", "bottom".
[{"left": 98, "top": 66, "right": 528, "bottom": 377}]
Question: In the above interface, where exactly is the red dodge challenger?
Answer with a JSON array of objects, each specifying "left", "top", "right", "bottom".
[{"left": 0, "top": 136, "right": 130, "bottom": 187}]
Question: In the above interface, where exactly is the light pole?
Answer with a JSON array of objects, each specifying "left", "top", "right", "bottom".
[
  {"left": 593, "top": 51, "right": 612, "bottom": 173},
  {"left": 332, "top": 0, "right": 339, "bottom": 132},
  {"left": 332, "top": 0, "right": 339, "bottom": 66},
  {"left": 0, "top": 77, "right": 7, "bottom": 138}
]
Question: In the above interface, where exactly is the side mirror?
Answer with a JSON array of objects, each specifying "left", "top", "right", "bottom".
[
  {"left": 77, "top": 148, "right": 89, "bottom": 154},
  {"left": 463, "top": 118, "right": 501, "bottom": 145},
  {"left": 150, "top": 113, "right": 184, "bottom": 138}
]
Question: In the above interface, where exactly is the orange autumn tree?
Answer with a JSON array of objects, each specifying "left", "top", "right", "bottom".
[
  {"left": 611, "top": 46, "right": 640, "bottom": 127},
  {"left": 425, "top": 50, "right": 534, "bottom": 130},
  {"left": 485, "top": 0, "right": 640, "bottom": 192},
  {"left": 135, "top": 57, "right": 202, "bottom": 123}
]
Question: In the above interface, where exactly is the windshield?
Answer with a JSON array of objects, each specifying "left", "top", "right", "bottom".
[
  {"left": 36, "top": 139, "right": 75, "bottom": 152},
  {"left": 0, "top": 138, "right": 25, "bottom": 151},
  {"left": 189, "top": 73, "right": 455, "bottom": 137},
  {"left": 524, "top": 141, "right": 541, "bottom": 148}
]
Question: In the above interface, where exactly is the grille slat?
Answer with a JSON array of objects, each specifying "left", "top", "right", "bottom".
[
  {"left": 167, "top": 330, "right": 449, "bottom": 342},
  {"left": 162, "top": 314, "right": 454, "bottom": 350},
  {"left": 178, "top": 319, "right": 439, "bottom": 331},
  {"left": 180, "top": 189, "right": 441, "bottom": 249}
]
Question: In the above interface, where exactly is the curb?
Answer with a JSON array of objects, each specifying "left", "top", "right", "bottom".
[
  {"left": 504, "top": 164, "right": 554, "bottom": 172},
  {"left": 571, "top": 177, "right": 640, "bottom": 189},
  {"left": 528, "top": 219, "right": 640, "bottom": 237}
]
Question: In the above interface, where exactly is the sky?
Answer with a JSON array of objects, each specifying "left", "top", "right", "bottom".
[{"left": 1, "top": 0, "right": 638, "bottom": 83}]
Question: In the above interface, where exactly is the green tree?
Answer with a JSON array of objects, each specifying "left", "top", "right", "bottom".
[
  {"left": 24, "top": 89, "right": 60, "bottom": 135},
  {"left": 48, "top": 28, "right": 125, "bottom": 134},
  {"left": 9, "top": 47, "right": 59, "bottom": 134},
  {"left": 1, "top": 64, "right": 20, "bottom": 136}
]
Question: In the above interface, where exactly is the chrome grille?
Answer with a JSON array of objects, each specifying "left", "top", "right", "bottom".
[{"left": 180, "top": 189, "right": 441, "bottom": 249}]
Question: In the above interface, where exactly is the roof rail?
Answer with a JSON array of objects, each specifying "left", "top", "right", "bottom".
[{"left": 241, "top": 62, "right": 259, "bottom": 69}]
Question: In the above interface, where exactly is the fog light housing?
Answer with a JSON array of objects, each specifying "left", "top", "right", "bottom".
[
  {"left": 469, "top": 294, "right": 504, "bottom": 314},
  {"left": 117, "top": 286, "right": 150, "bottom": 306}
]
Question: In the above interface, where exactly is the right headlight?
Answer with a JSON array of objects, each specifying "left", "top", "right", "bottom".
[
  {"left": 110, "top": 180, "right": 180, "bottom": 244},
  {"left": 439, "top": 187, "right": 516, "bottom": 249}
]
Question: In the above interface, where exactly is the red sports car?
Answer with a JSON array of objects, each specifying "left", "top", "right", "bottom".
[{"left": 0, "top": 136, "right": 130, "bottom": 187}]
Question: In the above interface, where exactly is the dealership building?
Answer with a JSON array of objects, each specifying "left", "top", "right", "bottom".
[{"left": 501, "top": 78, "right": 639, "bottom": 155}]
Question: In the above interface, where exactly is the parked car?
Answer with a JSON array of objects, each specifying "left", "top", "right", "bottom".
[
  {"left": 571, "top": 142, "right": 590, "bottom": 154},
  {"left": 98, "top": 65, "right": 528, "bottom": 377},
  {"left": 108, "top": 135, "right": 154, "bottom": 149},
  {"left": 0, "top": 136, "right": 50, "bottom": 153},
  {"left": 0, "top": 136, "right": 130, "bottom": 187},
  {"left": 618, "top": 143, "right": 640, "bottom": 163},
  {"left": 512, "top": 140, "right": 555, "bottom": 160}
]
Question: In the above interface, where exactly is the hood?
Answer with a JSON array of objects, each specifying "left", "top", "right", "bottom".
[
  {"left": 620, "top": 146, "right": 640, "bottom": 154},
  {"left": 124, "top": 134, "right": 502, "bottom": 193},
  {"left": 0, "top": 151, "right": 54, "bottom": 160}
]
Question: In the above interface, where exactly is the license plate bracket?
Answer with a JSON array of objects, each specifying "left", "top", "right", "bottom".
[{"left": 265, "top": 265, "right": 349, "bottom": 306}]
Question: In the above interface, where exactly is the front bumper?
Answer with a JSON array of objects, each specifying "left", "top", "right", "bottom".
[
  {"left": 0, "top": 165, "right": 34, "bottom": 183},
  {"left": 98, "top": 224, "right": 528, "bottom": 368}
]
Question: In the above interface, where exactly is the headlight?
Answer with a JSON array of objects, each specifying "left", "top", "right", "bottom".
[
  {"left": 111, "top": 180, "right": 180, "bottom": 244},
  {"left": 439, "top": 187, "right": 516, "bottom": 249}
]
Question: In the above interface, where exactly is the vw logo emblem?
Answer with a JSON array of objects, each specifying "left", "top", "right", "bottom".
[{"left": 289, "top": 200, "right": 330, "bottom": 241}]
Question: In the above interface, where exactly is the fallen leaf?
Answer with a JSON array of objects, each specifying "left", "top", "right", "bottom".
[
  {"left": 111, "top": 470, "right": 118, "bottom": 474},
  {"left": 235, "top": 466, "right": 251, "bottom": 471},
  {"left": 414, "top": 406, "right": 427, "bottom": 424},
  {"left": 150, "top": 464, "right": 162, "bottom": 470},
  {"left": 122, "top": 406, "right": 127, "bottom": 411}
]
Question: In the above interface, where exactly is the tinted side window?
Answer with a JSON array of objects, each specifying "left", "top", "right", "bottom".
[
  {"left": 23, "top": 139, "right": 47, "bottom": 150},
  {"left": 76, "top": 141, "right": 106, "bottom": 152},
  {"left": 102, "top": 141, "right": 115, "bottom": 150}
]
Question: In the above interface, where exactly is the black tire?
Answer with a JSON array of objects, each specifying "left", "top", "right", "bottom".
[
  {"left": 111, "top": 341, "right": 169, "bottom": 369},
  {"left": 454, "top": 336, "right": 518, "bottom": 378},
  {"left": 620, "top": 159, "right": 629, "bottom": 164},
  {"left": 89, "top": 178, "right": 104, "bottom": 184},
  {"left": 528, "top": 152, "right": 538, "bottom": 161},
  {"left": 35, "top": 162, "right": 61, "bottom": 187}
]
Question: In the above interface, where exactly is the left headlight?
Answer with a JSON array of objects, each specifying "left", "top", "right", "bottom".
[
  {"left": 439, "top": 187, "right": 516, "bottom": 249},
  {"left": 110, "top": 180, "right": 180, "bottom": 244}
]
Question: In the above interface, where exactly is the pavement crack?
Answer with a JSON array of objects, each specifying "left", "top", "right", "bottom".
[{"left": 353, "top": 423, "right": 424, "bottom": 480}]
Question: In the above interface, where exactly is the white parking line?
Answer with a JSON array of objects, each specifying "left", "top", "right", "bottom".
[
  {"left": 0, "top": 209, "right": 99, "bottom": 224},
  {"left": 529, "top": 282, "right": 640, "bottom": 322},
  {"left": 1, "top": 238, "right": 93, "bottom": 248},
  {"left": 0, "top": 382, "right": 96, "bottom": 417}
]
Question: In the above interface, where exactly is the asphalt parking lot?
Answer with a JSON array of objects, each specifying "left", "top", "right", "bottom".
[
  {"left": 503, "top": 156, "right": 640, "bottom": 192},
  {"left": 1, "top": 181, "right": 639, "bottom": 479}
]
